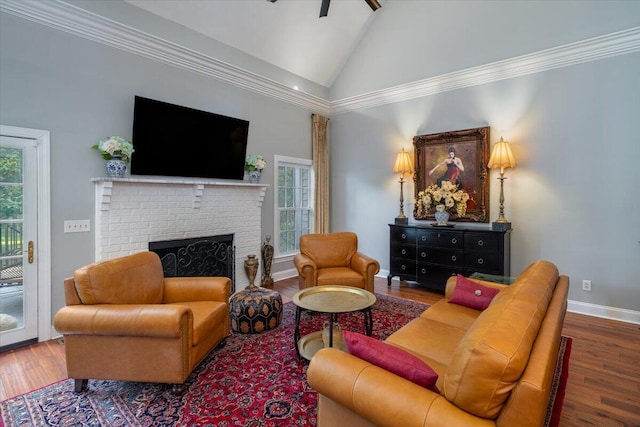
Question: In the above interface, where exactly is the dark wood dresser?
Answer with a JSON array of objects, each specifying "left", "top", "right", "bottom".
[{"left": 388, "top": 224, "right": 511, "bottom": 293}]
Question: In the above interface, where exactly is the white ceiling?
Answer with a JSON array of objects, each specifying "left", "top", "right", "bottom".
[{"left": 124, "top": 0, "right": 380, "bottom": 88}]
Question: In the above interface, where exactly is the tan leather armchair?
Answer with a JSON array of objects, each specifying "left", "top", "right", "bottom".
[
  {"left": 293, "top": 232, "right": 380, "bottom": 292},
  {"left": 54, "top": 251, "right": 231, "bottom": 393}
]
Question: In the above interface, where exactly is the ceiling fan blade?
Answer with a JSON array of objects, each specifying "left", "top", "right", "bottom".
[
  {"left": 320, "top": 0, "right": 331, "bottom": 17},
  {"left": 364, "top": 0, "right": 381, "bottom": 11}
]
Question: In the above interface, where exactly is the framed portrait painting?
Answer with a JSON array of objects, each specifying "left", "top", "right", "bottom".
[{"left": 413, "top": 127, "right": 490, "bottom": 223}]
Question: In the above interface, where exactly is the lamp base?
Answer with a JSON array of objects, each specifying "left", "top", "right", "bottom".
[
  {"left": 395, "top": 217, "right": 409, "bottom": 225},
  {"left": 491, "top": 221, "right": 512, "bottom": 231}
]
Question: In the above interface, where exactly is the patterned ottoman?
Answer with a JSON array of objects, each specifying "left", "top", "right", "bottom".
[{"left": 230, "top": 286, "right": 283, "bottom": 333}]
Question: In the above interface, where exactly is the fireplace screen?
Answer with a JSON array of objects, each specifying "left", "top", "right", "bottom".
[{"left": 149, "top": 234, "right": 235, "bottom": 292}]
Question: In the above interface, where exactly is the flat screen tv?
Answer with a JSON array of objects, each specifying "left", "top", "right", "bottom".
[{"left": 131, "top": 96, "right": 249, "bottom": 180}]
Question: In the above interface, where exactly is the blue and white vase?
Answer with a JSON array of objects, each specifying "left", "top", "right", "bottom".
[
  {"left": 248, "top": 170, "right": 261, "bottom": 184},
  {"left": 434, "top": 204, "right": 450, "bottom": 226},
  {"left": 106, "top": 155, "right": 126, "bottom": 178}
]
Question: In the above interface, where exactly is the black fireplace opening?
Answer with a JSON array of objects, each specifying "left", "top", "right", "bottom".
[{"left": 149, "top": 234, "right": 235, "bottom": 292}]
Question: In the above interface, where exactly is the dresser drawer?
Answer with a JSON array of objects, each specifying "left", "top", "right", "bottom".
[
  {"left": 464, "top": 233, "right": 500, "bottom": 253},
  {"left": 418, "top": 248, "right": 464, "bottom": 267},
  {"left": 391, "top": 244, "right": 416, "bottom": 260},
  {"left": 417, "top": 229, "right": 463, "bottom": 249},
  {"left": 417, "top": 265, "right": 458, "bottom": 292},
  {"left": 465, "top": 251, "right": 500, "bottom": 272},
  {"left": 390, "top": 226, "right": 417, "bottom": 244},
  {"left": 390, "top": 259, "right": 417, "bottom": 277}
]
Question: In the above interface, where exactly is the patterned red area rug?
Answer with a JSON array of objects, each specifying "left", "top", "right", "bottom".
[
  {"left": 0, "top": 294, "right": 428, "bottom": 427},
  {"left": 0, "top": 295, "right": 572, "bottom": 427}
]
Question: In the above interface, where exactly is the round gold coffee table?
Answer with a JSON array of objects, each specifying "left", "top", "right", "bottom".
[{"left": 292, "top": 286, "right": 376, "bottom": 361}]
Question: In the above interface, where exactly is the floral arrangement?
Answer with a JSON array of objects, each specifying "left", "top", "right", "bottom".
[
  {"left": 92, "top": 136, "right": 135, "bottom": 163},
  {"left": 245, "top": 154, "right": 267, "bottom": 172},
  {"left": 414, "top": 180, "right": 470, "bottom": 217}
]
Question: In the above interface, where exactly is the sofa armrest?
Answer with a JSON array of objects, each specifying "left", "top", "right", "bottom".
[
  {"left": 54, "top": 304, "right": 190, "bottom": 338},
  {"left": 163, "top": 277, "right": 231, "bottom": 303},
  {"left": 308, "top": 348, "right": 495, "bottom": 427},
  {"left": 444, "top": 275, "right": 509, "bottom": 299},
  {"left": 294, "top": 253, "right": 317, "bottom": 289}
]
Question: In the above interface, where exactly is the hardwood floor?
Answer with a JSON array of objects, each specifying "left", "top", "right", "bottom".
[{"left": 1, "top": 277, "right": 639, "bottom": 427}]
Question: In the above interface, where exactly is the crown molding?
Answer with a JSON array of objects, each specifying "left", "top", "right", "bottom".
[
  {"left": 0, "top": 0, "right": 331, "bottom": 115},
  {"left": 331, "top": 26, "right": 640, "bottom": 114},
  {"left": 2, "top": 1, "right": 638, "bottom": 117}
]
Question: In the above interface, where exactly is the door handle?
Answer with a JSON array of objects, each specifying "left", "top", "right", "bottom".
[{"left": 27, "top": 241, "right": 34, "bottom": 264}]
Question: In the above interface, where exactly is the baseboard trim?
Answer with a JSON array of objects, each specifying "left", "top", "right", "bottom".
[
  {"left": 567, "top": 300, "right": 640, "bottom": 325},
  {"left": 272, "top": 268, "right": 298, "bottom": 283}
]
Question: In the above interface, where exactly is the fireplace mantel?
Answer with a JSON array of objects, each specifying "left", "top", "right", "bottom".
[{"left": 92, "top": 177, "right": 268, "bottom": 210}]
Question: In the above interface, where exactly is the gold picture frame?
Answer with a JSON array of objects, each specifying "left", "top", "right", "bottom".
[{"left": 413, "top": 127, "right": 490, "bottom": 223}]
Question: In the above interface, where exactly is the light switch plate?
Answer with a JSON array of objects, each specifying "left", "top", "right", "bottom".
[{"left": 64, "top": 220, "right": 90, "bottom": 233}]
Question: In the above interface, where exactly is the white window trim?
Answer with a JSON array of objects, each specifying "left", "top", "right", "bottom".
[{"left": 273, "top": 155, "right": 313, "bottom": 259}]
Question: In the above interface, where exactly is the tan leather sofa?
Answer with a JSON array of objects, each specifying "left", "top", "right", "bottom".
[
  {"left": 294, "top": 232, "right": 380, "bottom": 292},
  {"left": 308, "top": 260, "right": 569, "bottom": 427},
  {"left": 54, "top": 251, "right": 231, "bottom": 393}
]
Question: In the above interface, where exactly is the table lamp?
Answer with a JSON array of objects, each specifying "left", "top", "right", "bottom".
[
  {"left": 488, "top": 137, "right": 516, "bottom": 231},
  {"left": 393, "top": 148, "right": 414, "bottom": 225}
]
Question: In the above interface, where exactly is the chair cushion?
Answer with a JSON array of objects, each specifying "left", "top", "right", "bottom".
[
  {"left": 73, "top": 252, "right": 164, "bottom": 305},
  {"left": 317, "top": 267, "right": 364, "bottom": 288},
  {"left": 344, "top": 331, "right": 439, "bottom": 393}
]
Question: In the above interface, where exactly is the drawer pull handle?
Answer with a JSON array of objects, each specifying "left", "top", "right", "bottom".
[
  {"left": 401, "top": 265, "right": 406, "bottom": 271},
  {"left": 421, "top": 252, "right": 427, "bottom": 258},
  {"left": 451, "top": 255, "right": 457, "bottom": 262},
  {"left": 421, "top": 236, "right": 427, "bottom": 241},
  {"left": 451, "top": 238, "right": 457, "bottom": 244},
  {"left": 478, "top": 240, "right": 484, "bottom": 246},
  {"left": 477, "top": 258, "right": 484, "bottom": 265},
  {"left": 421, "top": 268, "right": 427, "bottom": 274},
  {"left": 401, "top": 249, "right": 406, "bottom": 255},
  {"left": 401, "top": 233, "right": 407, "bottom": 239}
]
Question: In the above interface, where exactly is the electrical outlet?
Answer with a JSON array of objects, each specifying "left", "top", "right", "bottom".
[
  {"left": 64, "top": 219, "right": 91, "bottom": 233},
  {"left": 582, "top": 280, "right": 592, "bottom": 292}
]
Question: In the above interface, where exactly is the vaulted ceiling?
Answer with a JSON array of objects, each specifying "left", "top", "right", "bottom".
[{"left": 124, "top": 0, "right": 380, "bottom": 88}]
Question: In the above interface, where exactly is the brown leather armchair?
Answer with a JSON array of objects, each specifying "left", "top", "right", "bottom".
[
  {"left": 293, "top": 232, "right": 380, "bottom": 292},
  {"left": 54, "top": 251, "right": 231, "bottom": 393}
]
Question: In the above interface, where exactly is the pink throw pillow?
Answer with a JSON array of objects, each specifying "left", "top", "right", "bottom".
[
  {"left": 343, "top": 330, "right": 439, "bottom": 393},
  {"left": 449, "top": 274, "right": 500, "bottom": 311}
]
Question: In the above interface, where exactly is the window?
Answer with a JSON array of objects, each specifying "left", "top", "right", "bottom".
[{"left": 274, "top": 155, "right": 313, "bottom": 257}]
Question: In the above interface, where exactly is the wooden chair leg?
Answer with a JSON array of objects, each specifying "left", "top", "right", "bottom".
[
  {"left": 74, "top": 379, "right": 88, "bottom": 392},
  {"left": 171, "top": 383, "right": 185, "bottom": 395}
]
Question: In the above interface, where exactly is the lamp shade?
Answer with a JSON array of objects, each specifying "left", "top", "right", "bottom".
[
  {"left": 488, "top": 137, "right": 516, "bottom": 173},
  {"left": 394, "top": 148, "right": 414, "bottom": 175}
]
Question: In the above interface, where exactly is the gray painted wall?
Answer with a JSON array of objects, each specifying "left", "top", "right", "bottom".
[
  {"left": 0, "top": 12, "right": 313, "bottom": 321},
  {"left": 328, "top": 1, "right": 640, "bottom": 313},
  {"left": 330, "top": 50, "right": 640, "bottom": 312}
]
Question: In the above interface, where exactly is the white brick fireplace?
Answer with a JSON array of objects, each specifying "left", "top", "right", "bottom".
[{"left": 93, "top": 177, "right": 268, "bottom": 292}]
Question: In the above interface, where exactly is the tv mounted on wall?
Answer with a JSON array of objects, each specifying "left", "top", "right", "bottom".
[{"left": 131, "top": 96, "right": 249, "bottom": 180}]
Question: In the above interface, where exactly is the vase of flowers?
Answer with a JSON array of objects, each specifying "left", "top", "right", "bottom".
[
  {"left": 92, "top": 136, "right": 135, "bottom": 178},
  {"left": 245, "top": 154, "right": 267, "bottom": 183},
  {"left": 414, "top": 180, "right": 470, "bottom": 222}
]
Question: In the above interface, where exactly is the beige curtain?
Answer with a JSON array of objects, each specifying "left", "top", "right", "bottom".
[{"left": 312, "top": 114, "right": 329, "bottom": 234}]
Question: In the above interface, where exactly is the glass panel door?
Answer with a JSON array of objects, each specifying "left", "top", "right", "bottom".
[{"left": 0, "top": 136, "right": 38, "bottom": 347}]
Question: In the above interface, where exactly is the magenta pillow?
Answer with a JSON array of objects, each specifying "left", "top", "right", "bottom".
[
  {"left": 449, "top": 274, "right": 500, "bottom": 310},
  {"left": 343, "top": 330, "right": 439, "bottom": 393}
]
